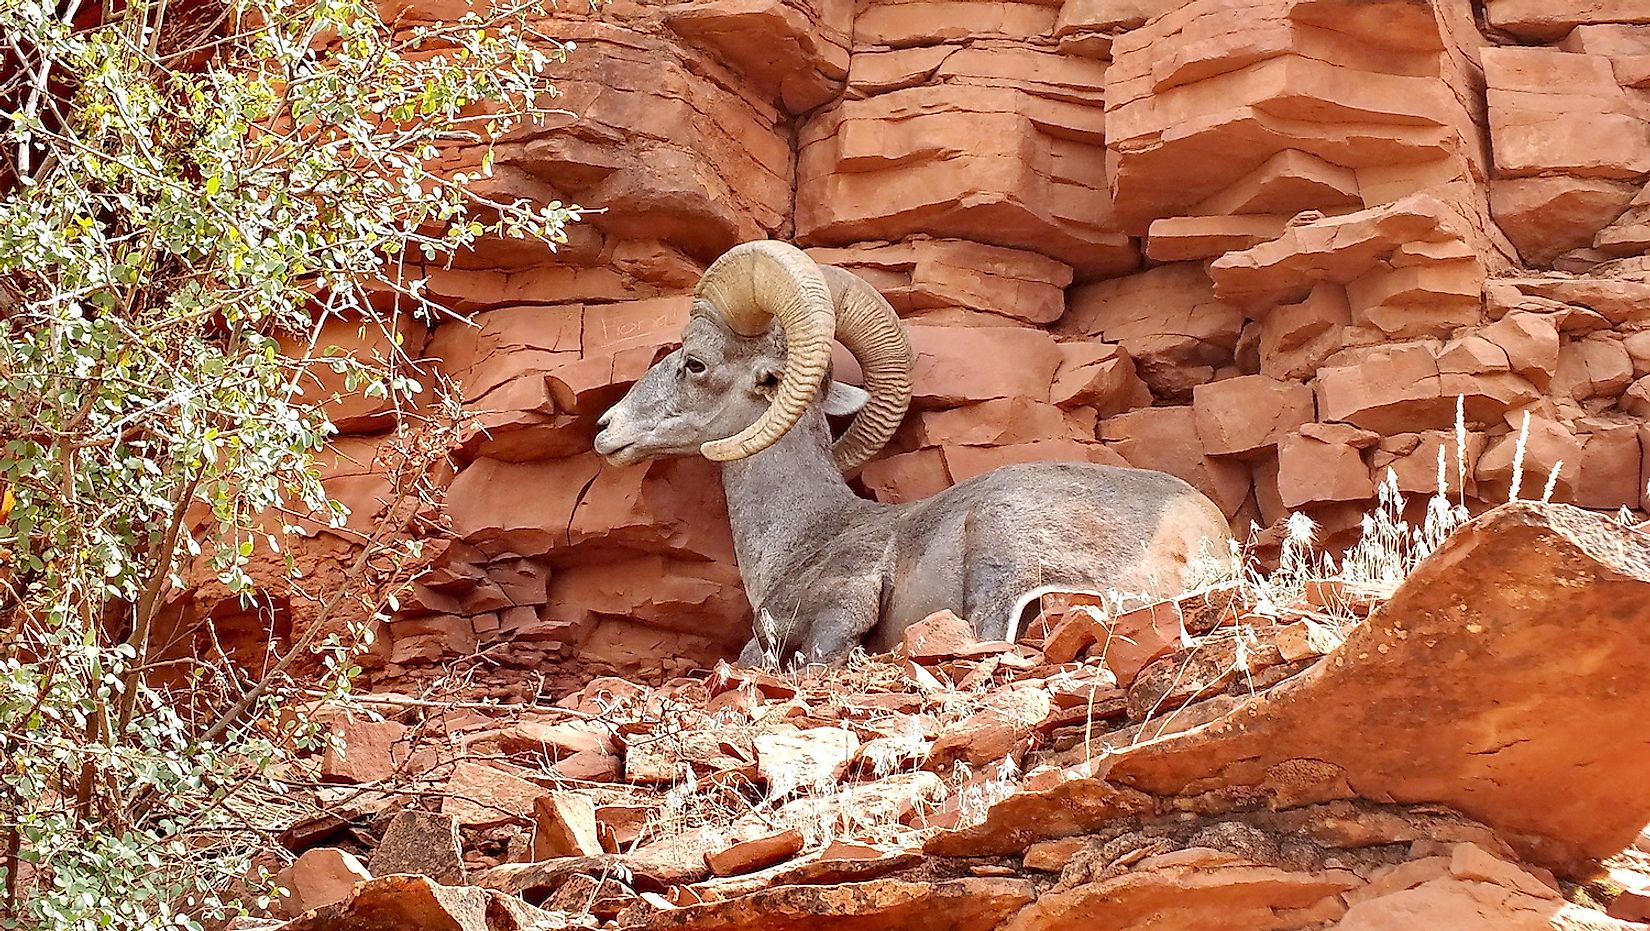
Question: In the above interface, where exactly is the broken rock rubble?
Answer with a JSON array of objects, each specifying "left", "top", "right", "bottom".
[{"left": 252, "top": 505, "right": 1650, "bottom": 931}]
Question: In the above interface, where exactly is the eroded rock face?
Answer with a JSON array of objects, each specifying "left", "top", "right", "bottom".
[{"left": 227, "top": 0, "right": 1650, "bottom": 685}]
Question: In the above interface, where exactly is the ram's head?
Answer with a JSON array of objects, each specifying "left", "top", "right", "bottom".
[{"left": 594, "top": 241, "right": 914, "bottom": 471}]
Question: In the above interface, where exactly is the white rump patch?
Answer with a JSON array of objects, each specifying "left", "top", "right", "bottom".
[{"left": 1006, "top": 585, "right": 1110, "bottom": 645}]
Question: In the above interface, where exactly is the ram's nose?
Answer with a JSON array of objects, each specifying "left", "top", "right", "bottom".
[{"left": 592, "top": 411, "right": 632, "bottom": 459}]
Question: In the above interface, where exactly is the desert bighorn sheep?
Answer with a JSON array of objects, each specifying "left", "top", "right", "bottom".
[{"left": 594, "top": 240, "right": 1235, "bottom": 665}]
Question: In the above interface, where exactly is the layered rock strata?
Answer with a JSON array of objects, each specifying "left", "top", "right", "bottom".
[{"left": 213, "top": 0, "right": 1650, "bottom": 678}]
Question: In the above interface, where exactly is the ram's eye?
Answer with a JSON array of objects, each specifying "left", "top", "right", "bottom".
[{"left": 683, "top": 356, "right": 707, "bottom": 375}]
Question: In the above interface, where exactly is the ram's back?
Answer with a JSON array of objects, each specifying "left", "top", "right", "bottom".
[{"left": 870, "top": 462, "right": 1234, "bottom": 646}]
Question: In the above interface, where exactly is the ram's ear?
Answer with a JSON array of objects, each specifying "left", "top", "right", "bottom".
[{"left": 822, "top": 381, "right": 870, "bottom": 417}]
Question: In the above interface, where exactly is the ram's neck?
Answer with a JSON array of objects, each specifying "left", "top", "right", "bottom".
[{"left": 720, "top": 405, "right": 879, "bottom": 605}]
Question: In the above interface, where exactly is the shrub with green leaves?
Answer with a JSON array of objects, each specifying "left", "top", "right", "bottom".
[{"left": 0, "top": 0, "right": 581, "bottom": 926}]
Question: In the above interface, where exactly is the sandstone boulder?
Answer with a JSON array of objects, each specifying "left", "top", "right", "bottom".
[
  {"left": 1105, "top": 4, "right": 1478, "bottom": 235},
  {"left": 1105, "top": 504, "right": 1650, "bottom": 874},
  {"left": 704, "top": 828, "right": 807, "bottom": 878},
  {"left": 796, "top": 84, "right": 1136, "bottom": 277},
  {"left": 1049, "top": 342, "right": 1152, "bottom": 415},
  {"left": 1314, "top": 343, "right": 1451, "bottom": 434},
  {"left": 1475, "top": 417, "right": 1582, "bottom": 503},
  {"left": 808, "top": 240, "right": 1074, "bottom": 325},
  {"left": 1489, "top": 177, "right": 1638, "bottom": 267},
  {"left": 664, "top": 0, "right": 849, "bottom": 115},
  {"left": 897, "top": 610, "right": 981, "bottom": 663},
  {"left": 906, "top": 324, "right": 1062, "bottom": 409}
]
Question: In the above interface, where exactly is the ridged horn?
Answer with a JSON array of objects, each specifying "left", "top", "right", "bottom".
[
  {"left": 820, "top": 265, "right": 913, "bottom": 473},
  {"left": 694, "top": 241, "right": 836, "bottom": 462}
]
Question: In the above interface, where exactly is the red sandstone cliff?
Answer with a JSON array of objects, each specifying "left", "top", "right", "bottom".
[{"left": 195, "top": 0, "right": 1650, "bottom": 683}]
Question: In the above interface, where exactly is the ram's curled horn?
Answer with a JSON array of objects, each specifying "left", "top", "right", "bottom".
[
  {"left": 693, "top": 240, "right": 914, "bottom": 467},
  {"left": 693, "top": 240, "right": 837, "bottom": 462},
  {"left": 819, "top": 264, "right": 913, "bottom": 472}
]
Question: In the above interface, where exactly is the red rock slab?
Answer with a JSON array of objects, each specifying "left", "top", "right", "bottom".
[
  {"left": 897, "top": 609, "right": 979, "bottom": 662},
  {"left": 1001, "top": 849, "right": 1361, "bottom": 931},
  {"left": 795, "top": 87, "right": 1137, "bottom": 277},
  {"left": 1192, "top": 374, "right": 1316, "bottom": 459},
  {"left": 1050, "top": 342, "right": 1151, "bottom": 416},
  {"left": 755, "top": 726, "right": 860, "bottom": 795},
  {"left": 904, "top": 323, "right": 1062, "bottom": 409},
  {"left": 1095, "top": 601, "right": 1189, "bottom": 686},
  {"left": 1208, "top": 194, "right": 1460, "bottom": 309},
  {"left": 441, "top": 761, "right": 549, "bottom": 828},
  {"left": 1105, "top": 9, "right": 1467, "bottom": 232},
  {"left": 907, "top": 398, "right": 1088, "bottom": 449},
  {"left": 1276, "top": 431, "right": 1375, "bottom": 510},
  {"left": 855, "top": 1, "right": 1056, "bottom": 46},
  {"left": 1493, "top": 278, "right": 1650, "bottom": 329},
  {"left": 481, "top": 828, "right": 725, "bottom": 899},
  {"left": 1483, "top": 47, "right": 1650, "bottom": 181},
  {"left": 664, "top": 0, "right": 849, "bottom": 115},
  {"left": 1194, "top": 149, "right": 1362, "bottom": 217},
  {"left": 806, "top": 240, "right": 1073, "bottom": 326},
  {"left": 704, "top": 828, "right": 806, "bottom": 878},
  {"left": 1101, "top": 503, "right": 1650, "bottom": 876},
  {"left": 686, "top": 844, "right": 924, "bottom": 904},
  {"left": 320, "top": 715, "right": 411, "bottom": 785},
  {"left": 1489, "top": 177, "right": 1638, "bottom": 267},
  {"left": 533, "top": 792, "right": 605, "bottom": 859},
  {"left": 1257, "top": 283, "right": 1351, "bottom": 382},
  {"left": 923, "top": 765, "right": 1153, "bottom": 857},
  {"left": 276, "top": 847, "right": 372, "bottom": 916},
  {"left": 1334, "top": 843, "right": 1633, "bottom": 931},
  {"left": 1474, "top": 417, "right": 1581, "bottom": 504},
  {"left": 1061, "top": 263, "right": 1244, "bottom": 403},
  {"left": 1145, "top": 214, "right": 1292, "bottom": 263},
  {"left": 924, "top": 687, "right": 1052, "bottom": 771},
  {"left": 1486, "top": 0, "right": 1650, "bottom": 45},
  {"left": 631, "top": 877, "right": 1035, "bottom": 931}
]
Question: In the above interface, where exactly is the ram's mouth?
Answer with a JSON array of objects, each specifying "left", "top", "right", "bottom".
[{"left": 593, "top": 431, "right": 640, "bottom": 465}]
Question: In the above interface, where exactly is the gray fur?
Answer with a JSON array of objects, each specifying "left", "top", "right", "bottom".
[{"left": 595, "top": 319, "right": 1235, "bottom": 665}]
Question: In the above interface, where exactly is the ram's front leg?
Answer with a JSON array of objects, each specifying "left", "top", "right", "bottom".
[
  {"left": 740, "top": 601, "right": 874, "bottom": 670},
  {"left": 789, "top": 581, "right": 881, "bottom": 666},
  {"left": 789, "top": 608, "right": 877, "bottom": 666}
]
